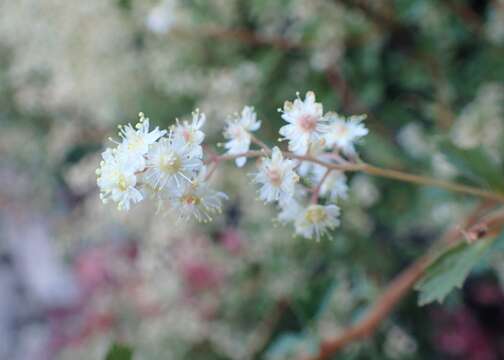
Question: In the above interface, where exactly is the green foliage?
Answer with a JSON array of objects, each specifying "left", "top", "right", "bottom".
[
  {"left": 105, "top": 343, "right": 134, "bottom": 360},
  {"left": 415, "top": 238, "right": 495, "bottom": 306},
  {"left": 439, "top": 140, "right": 504, "bottom": 192}
]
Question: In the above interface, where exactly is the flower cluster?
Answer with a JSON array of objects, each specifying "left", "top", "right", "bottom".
[
  {"left": 96, "top": 112, "right": 227, "bottom": 222},
  {"left": 249, "top": 91, "right": 367, "bottom": 240},
  {"left": 97, "top": 91, "right": 368, "bottom": 239}
]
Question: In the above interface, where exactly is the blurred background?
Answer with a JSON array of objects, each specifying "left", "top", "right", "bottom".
[{"left": 1, "top": 0, "right": 504, "bottom": 359}]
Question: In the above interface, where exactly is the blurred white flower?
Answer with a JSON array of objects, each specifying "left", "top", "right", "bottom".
[
  {"left": 319, "top": 170, "right": 348, "bottom": 201},
  {"left": 450, "top": 83, "right": 504, "bottom": 162},
  {"left": 296, "top": 139, "right": 326, "bottom": 178},
  {"left": 397, "top": 122, "right": 432, "bottom": 159},
  {"left": 383, "top": 326, "right": 417, "bottom": 359},
  {"left": 431, "top": 152, "right": 458, "bottom": 180},
  {"left": 277, "top": 198, "right": 304, "bottom": 224},
  {"left": 171, "top": 169, "right": 228, "bottom": 223},
  {"left": 295, "top": 204, "right": 340, "bottom": 240},
  {"left": 146, "top": 0, "right": 177, "bottom": 34},
  {"left": 322, "top": 112, "right": 368, "bottom": 156},
  {"left": 223, "top": 106, "right": 261, "bottom": 167},
  {"left": 96, "top": 148, "right": 143, "bottom": 211},
  {"left": 116, "top": 113, "right": 167, "bottom": 168},
  {"left": 351, "top": 174, "right": 379, "bottom": 208},
  {"left": 173, "top": 109, "right": 206, "bottom": 158},
  {"left": 279, "top": 91, "right": 325, "bottom": 155},
  {"left": 253, "top": 147, "right": 299, "bottom": 203}
]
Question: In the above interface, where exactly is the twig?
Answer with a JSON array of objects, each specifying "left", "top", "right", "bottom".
[
  {"left": 212, "top": 150, "right": 504, "bottom": 203},
  {"left": 303, "top": 253, "right": 431, "bottom": 360},
  {"left": 170, "top": 27, "right": 302, "bottom": 51},
  {"left": 302, "top": 202, "right": 501, "bottom": 360},
  {"left": 250, "top": 133, "right": 272, "bottom": 152},
  {"left": 311, "top": 169, "right": 332, "bottom": 204}
]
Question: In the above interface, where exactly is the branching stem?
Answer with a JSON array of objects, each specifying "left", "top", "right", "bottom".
[{"left": 212, "top": 150, "right": 504, "bottom": 203}]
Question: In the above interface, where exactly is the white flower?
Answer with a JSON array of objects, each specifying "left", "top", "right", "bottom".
[
  {"left": 322, "top": 112, "right": 368, "bottom": 156},
  {"left": 277, "top": 196, "right": 304, "bottom": 224},
  {"left": 145, "top": 0, "right": 176, "bottom": 34},
  {"left": 351, "top": 175, "right": 379, "bottom": 208},
  {"left": 223, "top": 106, "right": 261, "bottom": 167},
  {"left": 295, "top": 204, "right": 340, "bottom": 240},
  {"left": 144, "top": 137, "right": 202, "bottom": 191},
  {"left": 253, "top": 147, "right": 299, "bottom": 203},
  {"left": 116, "top": 113, "right": 166, "bottom": 169},
  {"left": 171, "top": 169, "right": 228, "bottom": 222},
  {"left": 173, "top": 109, "right": 206, "bottom": 158},
  {"left": 296, "top": 139, "right": 326, "bottom": 178},
  {"left": 319, "top": 170, "right": 348, "bottom": 201},
  {"left": 96, "top": 148, "right": 143, "bottom": 211},
  {"left": 279, "top": 91, "right": 324, "bottom": 155}
]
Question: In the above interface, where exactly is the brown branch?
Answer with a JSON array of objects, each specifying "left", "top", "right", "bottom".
[
  {"left": 302, "top": 202, "right": 502, "bottom": 360},
  {"left": 303, "top": 253, "right": 431, "bottom": 360},
  {"left": 170, "top": 26, "right": 302, "bottom": 51},
  {"left": 212, "top": 150, "right": 504, "bottom": 203}
]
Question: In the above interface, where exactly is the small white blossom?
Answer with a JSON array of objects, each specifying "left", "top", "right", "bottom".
[
  {"left": 279, "top": 91, "right": 325, "bottom": 155},
  {"left": 277, "top": 196, "right": 304, "bottom": 224},
  {"left": 171, "top": 169, "right": 228, "bottom": 222},
  {"left": 253, "top": 147, "right": 299, "bottom": 203},
  {"left": 116, "top": 113, "right": 167, "bottom": 169},
  {"left": 322, "top": 112, "right": 368, "bottom": 156},
  {"left": 296, "top": 139, "right": 326, "bottom": 178},
  {"left": 295, "top": 204, "right": 340, "bottom": 240},
  {"left": 318, "top": 170, "right": 348, "bottom": 201},
  {"left": 223, "top": 106, "right": 261, "bottom": 167},
  {"left": 146, "top": 0, "right": 176, "bottom": 34},
  {"left": 145, "top": 137, "right": 202, "bottom": 191},
  {"left": 96, "top": 148, "right": 143, "bottom": 211},
  {"left": 173, "top": 109, "right": 206, "bottom": 158}
]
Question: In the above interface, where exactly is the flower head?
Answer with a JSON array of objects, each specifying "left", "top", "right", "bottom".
[
  {"left": 96, "top": 148, "right": 143, "bottom": 211},
  {"left": 144, "top": 137, "right": 202, "bottom": 191},
  {"left": 223, "top": 106, "right": 261, "bottom": 167},
  {"left": 295, "top": 204, "right": 340, "bottom": 240},
  {"left": 117, "top": 113, "right": 166, "bottom": 161},
  {"left": 171, "top": 169, "right": 228, "bottom": 222},
  {"left": 173, "top": 109, "right": 206, "bottom": 158},
  {"left": 311, "top": 166, "right": 348, "bottom": 201},
  {"left": 279, "top": 91, "right": 324, "bottom": 155},
  {"left": 322, "top": 112, "right": 368, "bottom": 156},
  {"left": 253, "top": 147, "right": 299, "bottom": 203}
]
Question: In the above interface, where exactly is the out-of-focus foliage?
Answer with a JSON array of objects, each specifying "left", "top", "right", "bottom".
[
  {"left": 0, "top": 0, "right": 504, "bottom": 359},
  {"left": 416, "top": 236, "right": 495, "bottom": 306}
]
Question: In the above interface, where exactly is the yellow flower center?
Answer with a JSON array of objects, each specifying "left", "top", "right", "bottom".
[
  {"left": 117, "top": 175, "right": 128, "bottom": 192},
  {"left": 127, "top": 135, "right": 144, "bottom": 151},
  {"left": 305, "top": 206, "right": 327, "bottom": 224},
  {"left": 160, "top": 154, "right": 182, "bottom": 175}
]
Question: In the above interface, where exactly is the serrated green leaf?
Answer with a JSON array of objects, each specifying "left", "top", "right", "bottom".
[
  {"left": 415, "top": 238, "right": 494, "bottom": 306},
  {"left": 438, "top": 140, "right": 504, "bottom": 192},
  {"left": 105, "top": 343, "right": 133, "bottom": 360}
]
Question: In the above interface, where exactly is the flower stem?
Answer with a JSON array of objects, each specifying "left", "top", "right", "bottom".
[{"left": 214, "top": 149, "right": 504, "bottom": 203}]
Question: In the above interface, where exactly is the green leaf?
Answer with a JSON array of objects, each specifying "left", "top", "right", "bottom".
[
  {"left": 105, "top": 343, "right": 133, "bottom": 360},
  {"left": 439, "top": 140, "right": 504, "bottom": 192},
  {"left": 415, "top": 238, "right": 494, "bottom": 306}
]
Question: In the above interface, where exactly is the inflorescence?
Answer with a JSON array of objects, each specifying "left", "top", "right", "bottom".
[{"left": 96, "top": 91, "right": 368, "bottom": 239}]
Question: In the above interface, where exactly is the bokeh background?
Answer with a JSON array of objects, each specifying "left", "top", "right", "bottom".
[{"left": 1, "top": 1, "right": 504, "bottom": 359}]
